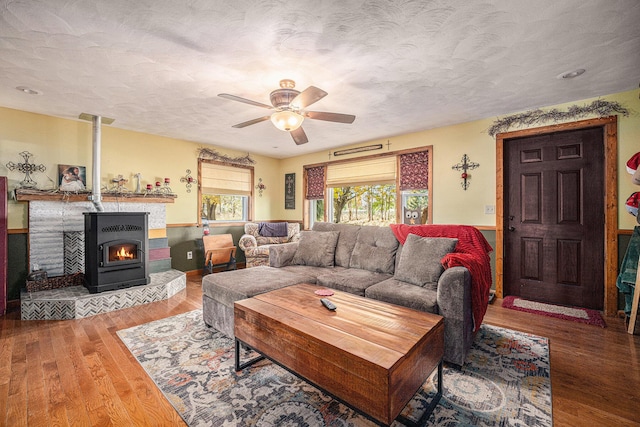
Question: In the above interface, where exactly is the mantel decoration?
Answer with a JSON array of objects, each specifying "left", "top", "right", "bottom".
[
  {"left": 5, "top": 151, "right": 46, "bottom": 188},
  {"left": 107, "top": 174, "right": 129, "bottom": 193},
  {"left": 147, "top": 178, "right": 173, "bottom": 195},
  {"left": 198, "top": 148, "right": 255, "bottom": 165},
  {"left": 488, "top": 99, "right": 630, "bottom": 137},
  {"left": 255, "top": 178, "right": 266, "bottom": 197},
  {"left": 180, "top": 169, "right": 198, "bottom": 193},
  {"left": 452, "top": 154, "right": 479, "bottom": 190}
]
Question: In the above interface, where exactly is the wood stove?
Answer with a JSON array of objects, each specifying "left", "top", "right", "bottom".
[{"left": 84, "top": 212, "right": 150, "bottom": 293}]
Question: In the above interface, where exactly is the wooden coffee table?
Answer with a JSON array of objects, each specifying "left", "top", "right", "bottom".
[{"left": 234, "top": 283, "right": 444, "bottom": 426}]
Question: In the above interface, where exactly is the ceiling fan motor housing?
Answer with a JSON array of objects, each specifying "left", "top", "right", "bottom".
[{"left": 270, "top": 88, "right": 300, "bottom": 109}]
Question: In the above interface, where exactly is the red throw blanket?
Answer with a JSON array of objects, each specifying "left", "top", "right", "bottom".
[{"left": 390, "top": 224, "right": 493, "bottom": 332}]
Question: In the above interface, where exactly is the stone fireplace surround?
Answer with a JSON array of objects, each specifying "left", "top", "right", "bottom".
[
  {"left": 20, "top": 199, "right": 185, "bottom": 320},
  {"left": 28, "top": 200, "right": 165, "bottom": 276}
]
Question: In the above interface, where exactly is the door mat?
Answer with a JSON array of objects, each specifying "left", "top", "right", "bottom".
[{"left": 502, "top": 295, "right": 606, "bottom": 327}]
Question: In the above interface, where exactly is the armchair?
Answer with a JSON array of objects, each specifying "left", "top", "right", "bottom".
[{"left": 238, "top": 222, "right": 300, "bottom": 267}]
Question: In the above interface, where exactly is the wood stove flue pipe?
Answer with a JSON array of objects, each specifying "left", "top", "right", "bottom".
[
  {"left": 90, "top": 115, "right": 104, "bottom": 211},
  {"left": 79, "top": 113, "right": 115, "bottom": 212}
]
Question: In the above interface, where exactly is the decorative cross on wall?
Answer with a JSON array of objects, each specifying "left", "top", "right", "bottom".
[
  {"left": 180, "top": 169, "right": 197, "bottom": 193},
  {"left": 451, "top": 154, "right": 479, "bottom": 190},
  {"left": 5, "top": 151, "right": 46, "bottom": 188}
]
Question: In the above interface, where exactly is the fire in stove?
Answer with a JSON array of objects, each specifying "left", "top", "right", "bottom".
[{"left": 111, "top": 244, "right": 136, "bottom": 261}]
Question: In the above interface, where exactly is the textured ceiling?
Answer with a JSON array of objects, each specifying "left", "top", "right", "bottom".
[{"left": 1, "top": 0, "right": 639, "bottom": 158}]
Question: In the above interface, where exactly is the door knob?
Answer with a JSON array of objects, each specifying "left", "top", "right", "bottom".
[{"left": 508, "top": 226, "right": 516, "bottom": 231}]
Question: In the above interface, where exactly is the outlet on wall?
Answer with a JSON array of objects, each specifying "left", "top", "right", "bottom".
[
  {"left": 484, "top": 205, "right": 495, "bottom": 215},
  {"left": 187, "top": 251, "right": 193, "bottom": 260}
]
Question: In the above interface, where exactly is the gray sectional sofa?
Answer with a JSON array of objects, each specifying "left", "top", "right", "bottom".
[{"left": 202, "top": 222, "right": 480, "bottom": 366}]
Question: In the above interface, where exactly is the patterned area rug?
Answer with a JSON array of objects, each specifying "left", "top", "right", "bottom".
[
  {"left": 502, "top": 295, "right": 606, "bottom": 327},
  {"left": 117, "top": 310, "right": 552, "bottom": 426}
]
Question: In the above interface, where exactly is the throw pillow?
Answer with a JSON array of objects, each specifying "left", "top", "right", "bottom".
[
  {"left": 349, "top": 243, "right": 397, "bottom": 274},
  {"left": 291, "top": 231, "right": 340, "bottom": 267},
  {"left": 394, "top": 234, "right": 458, "bottom": 286}
]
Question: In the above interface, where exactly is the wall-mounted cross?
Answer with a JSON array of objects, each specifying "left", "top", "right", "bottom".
[
  {"left": 451, "top": 154, "right": 479, "bottom": 190},
  {"left": 5, "top": 151, "right": 46, "bottom": 188}
]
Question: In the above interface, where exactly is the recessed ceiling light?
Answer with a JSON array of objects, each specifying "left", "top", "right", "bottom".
[
  {"left": 556, "top": 69, "right": 586, "bottom": 79},
  {"left": 16, "top": 86, "right": 41, "bottom": 95}
]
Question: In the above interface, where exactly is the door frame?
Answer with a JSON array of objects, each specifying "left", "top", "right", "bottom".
[{"left": 495, "top": 116, "right": 618, "bottom": 316}]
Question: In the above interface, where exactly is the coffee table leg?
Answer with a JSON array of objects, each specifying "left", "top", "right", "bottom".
[
  {"left": 396, "top": 360, "right": 443, "bottom": 427},
  {"left": 234, "top": 338, "right": 265, "bottom": 371}
]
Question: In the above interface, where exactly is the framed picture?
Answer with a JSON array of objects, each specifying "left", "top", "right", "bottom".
[
  {"left": 58, "top": 165, "right": 86, "bottom": 192},
  {"left": 285, "top": 173, "right": 295, "bottom": 209}
]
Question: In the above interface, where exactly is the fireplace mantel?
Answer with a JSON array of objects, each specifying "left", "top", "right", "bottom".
[{"left": 15, "top": 189, "right": 175, "bottom": 203}]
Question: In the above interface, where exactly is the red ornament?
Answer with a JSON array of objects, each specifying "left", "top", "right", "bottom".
[
  {"left": 146, "top": 184, "right": 152, "bottom": 190},
  {"left": 164, "top": 177, "right": 170, "bottom": 183},
  {"left": 461, "top": 172, "right": 468, "bottom": 179},
  {"left": 155, "top": 181, "right": 161, "bottom": 187}
]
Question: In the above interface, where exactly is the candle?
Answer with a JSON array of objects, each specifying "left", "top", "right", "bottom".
[
  {"left": 146, "top": 184, "right": 152, "bottom": 190},
  {"left": 155, "top": 181, "right": 161, "bottom": 187},
  {"left": 164, "top": 177, "right": 170, "bottom": 183}
]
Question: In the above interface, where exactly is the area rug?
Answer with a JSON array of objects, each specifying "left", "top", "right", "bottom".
[
  {"left": 502, "top": 295, "right": 606, "bottom": 327},
  {"left": 117, "top": 310, "right": 552, "bottom": 426}
]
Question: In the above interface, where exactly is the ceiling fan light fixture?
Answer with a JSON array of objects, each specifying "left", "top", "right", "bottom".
[{"left": 271, "top": 110, "right": 304, "bottom": 131}]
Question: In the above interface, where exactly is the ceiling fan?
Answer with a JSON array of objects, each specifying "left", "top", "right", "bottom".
[{"left": 218, "top": 79, "right": 356, "bottom": 145}]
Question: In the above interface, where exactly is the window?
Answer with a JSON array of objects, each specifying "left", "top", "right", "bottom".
[
  {"left": 304, "top": 148, "right": 431, "bottom": 228},
  {"left": 401, "top": 189, "right": 429, "bottom": 225},
  {"left": 198, "top": 159, "right": 253, "bottom": 223},
  {"left": 327, "top": 184, "right": 396, "bottom": 226}
]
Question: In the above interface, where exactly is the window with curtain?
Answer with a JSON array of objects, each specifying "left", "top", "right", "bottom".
[
  {"left": 399, "top": 150, "right": 430, "bottom": 225},
  {"left": 199, "top": 159, "right": 253, "bottom": 223},
  {"left": 305, "top": 166, "right": 326, "bottom": 226},
  {"left": 304, "top": 148, "right": 431, "bottom": 227}
]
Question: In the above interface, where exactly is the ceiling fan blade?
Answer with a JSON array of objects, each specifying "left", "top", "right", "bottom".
[
  {"left": 232, "top": 116, "right": 270, "bottom": 128},
  {"left": 290, "top": 86, "right": 328, "bottom": 109},
  {"left": 304, "top": 111, "right": 356, "bottom": 124},
  {"left": 290, "top": 127, "right": 308, "bottom": 145},
  {"left": 218, "top": 93, "right": 273, "bottom": 109}
]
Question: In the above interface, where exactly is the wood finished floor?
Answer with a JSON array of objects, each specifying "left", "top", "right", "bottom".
[{"left": 1, "top": 277, "right": 639, "bottom": 426}]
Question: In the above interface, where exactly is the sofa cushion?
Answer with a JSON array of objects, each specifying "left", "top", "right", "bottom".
[
  {"left": 316, "top": 268, "right": 392, "bottom": 296},
  {"left": 312, "top": 222, "right": 361, "bottom": 267},
  {"left": 291, "top": 230, "right": 340, "bottom": 267},
  {"left": 280, "top": 264, "right": 346, "bottom": 279},
  {"left": 349, "top": 225, "right": 398, "bottom": 274},
  {"left": 394, "top": 234, "right": 458, "bottom": 286},
  {"left": 365, "top": 278, "right": 438, "bottom": 314},
  {"left": 201, "top": 266, "right": 316, "bottom": 307}
]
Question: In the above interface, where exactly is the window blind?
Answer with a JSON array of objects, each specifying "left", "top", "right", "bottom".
[
  {"left": 200, "top": 162, "right": 252, "bottom": 196},
  {"left": 326, "top": 156, "right": 396, "bottom": 187}
]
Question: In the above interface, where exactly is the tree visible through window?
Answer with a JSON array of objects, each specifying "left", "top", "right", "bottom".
[{"left": 328, "top": 184, "right": 396, "bottom": 226}]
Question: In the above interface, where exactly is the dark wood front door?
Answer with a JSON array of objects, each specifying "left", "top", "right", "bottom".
[{"left": 504, "top": 127, "right": 605, "bottom": 309}]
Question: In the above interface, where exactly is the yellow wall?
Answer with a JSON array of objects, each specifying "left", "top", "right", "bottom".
[
  {"left": 277, "top": 89, "right": 640, "bottom": 230},
  {"left": 0, "top": 108, "right": 280, "bottom": 228},
  {"left": 2, "top": 88, "right": 639, "bottom": 230}
]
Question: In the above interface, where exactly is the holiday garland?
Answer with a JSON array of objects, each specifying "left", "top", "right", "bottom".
[
  {"left": 198, "top": 147, "right": 255, "bottom": 165},
  {"left": 488, "top": 99, "right": 629, "bottom": 137}
]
